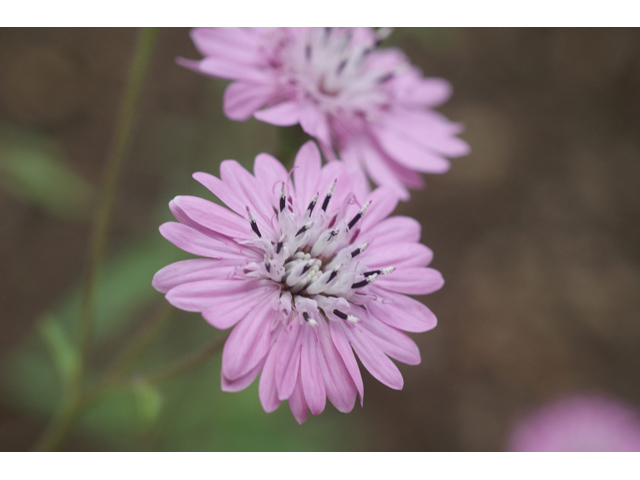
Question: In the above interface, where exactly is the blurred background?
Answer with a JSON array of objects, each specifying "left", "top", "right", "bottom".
[{"left": 1, "top": 28, "right": 639, "bottom": 451}]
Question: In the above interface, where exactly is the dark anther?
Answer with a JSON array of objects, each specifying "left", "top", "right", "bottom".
[
  {"left": 328, "top": 269, "right": 338, "bottom": 283},
  {"left": 306, "top": 197, "right": 317, "bottom": 215},
  {"left": 333, "top": 309, "right": 348, "bottom": 320},
  {"left": 336, "top": 59, "right": 347, "bottom": 75},
  {"left": 302, "top": 263, "right": 311, "bottom": 274},
  {"left": 251, "top": 220, "right": 261, "bottom": 238},
  {"left": 351, "top": 246, "right": 363, "bottom": 258},
  {"left": 321, "top": 194, "right": 331, "bottom": 212},
  {"left": 351, "top": 279, "right": 369, "bottom": 289},
  {"left": 364, "top": 270, "right": 381, "bottom": 277},
  {"left": 276, "top": 241, "right": 283, "bottom": 254},
  {"left": 266, "top": 262, "right": 271, "bottom": 273},
  {"left": 295, "top": 224, "right": 309, "bottom": 237},
  {"left": 279, "top": 195, "right": 285, "bottom": 212},
  {"left": 347, "top": 212, "right": 362, "bottom": 230},
  {"left": 378, "top": 73, "right": 394, "bottom": 83},
  {"left": 303, "top": 312, "right": 311, "bottom": 322}
]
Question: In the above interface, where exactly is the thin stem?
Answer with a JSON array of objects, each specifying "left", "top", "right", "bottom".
[
  {"left": 34, "top": 28, "right": 160, "bottom": 452},
  {"left": 78, "top": 27, "right": 160, "bottom": 374},
  {"left": 139, "top": 334, "right": 229, "bottom": 385},
  {"left": 33, "top": 390, "right": 84, "bottom": 452},
  {"left": 107, "top": 303, "right": 176, "bottom": 379}
]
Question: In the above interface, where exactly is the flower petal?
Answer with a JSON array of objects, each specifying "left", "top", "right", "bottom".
[
  {"left": 221, "top": 355, "right": 266, "bottom": 392},
  {"left": 300, "top": 326, "right": 327, "bottom": 416},
  {"left": 172, "top": 195, "right": 251, "bottom": 240},
  {"left": 329, "top": 320, "right": 364, "bottom": 406},
  {"left": 367, "top": 290, "right": 438, "bottom": 333},
  {"left": 254, "top": 101, "right": 301, "bottom": 126},
  {"left": 224, "top": 81, "right": 275, "bottom": 121},
  {"left": 293, "top": 141, "right": 322, "bottom": 213},
  {"left": 159, "top": 222, "right": 254, "bottom": 260},
  {"left": 288, "top": 375, "right": 309, "bottom": 425},
  {"left": 337, "top": 321, "right": 404, "bottom": 390},
  {"left": 357, "top": 310, "right": 421, "bottom": 365},
  {"left": 259, "top": 341, "right": 281, "bottom": 413},
  {"left": 221, "top": 298, "right": 275, "bottom": 380},
  {"left": 366, "top": 216, "right": 422, "bottom": 244},
  {"left": 316, "top": 319, "right": 357, "bottom": 413},
  {"left": 365, "top": 243, "right": 434, "bottom": 269},
  {"left": 375, "top": 267, "right": 444, "bottom": 295},
  {"left": 152, "top": 259, "right": 239, "bottom": 294},
  {"left": 275, "top": 321, "right": 303, "bottom": 401}
]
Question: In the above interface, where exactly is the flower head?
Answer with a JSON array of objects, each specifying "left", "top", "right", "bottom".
[
  {"left": 179, "top": 27, "right": 469, "bottom": 200},
  {"left": 508, "top": 394, "right": 640, "bottom": 452},
  {"left": 152, "top": 141, "right": 443, "bottom": 423}
]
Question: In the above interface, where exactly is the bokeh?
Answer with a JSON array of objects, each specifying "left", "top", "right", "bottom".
[{"left": 1, "top": 27, "right": 639, "bottom": 451}]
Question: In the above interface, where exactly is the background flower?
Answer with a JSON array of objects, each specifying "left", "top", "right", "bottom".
[
  {"left": 152, "top": 141, "right": 443, "bottom": 423},
  {"left": 508, "top": 394, "right": 640, "bottom": 452},
  {"left": 179, "top": 27, "right": 470, "bottom": 200}
]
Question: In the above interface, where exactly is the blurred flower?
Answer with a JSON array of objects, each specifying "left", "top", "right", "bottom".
[
  {"left": 509, "top": 394, "right": 640, "bottom": 452},
  {"left": 179, "top": 27, "right": 469, "bottom": 200},
  {"left": 153, "top": 141, "right": 443, "bottom": 423}
]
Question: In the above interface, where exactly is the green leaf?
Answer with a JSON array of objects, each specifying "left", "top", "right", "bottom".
[
  {"left": 0, "top": 126, "right": 93, "bottom": 221},
  {"left": 39, "top": 316, "right": 80, "bottom": 386},
  {"left": 134, "top": 382, "right": 162, "bottom": 426}
]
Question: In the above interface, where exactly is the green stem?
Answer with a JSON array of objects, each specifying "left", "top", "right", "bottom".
[
  {"left": 107, "top": 303, "right": 176, "bottom": 379},
  {"left": 139, "top": 333, "right": 229, "bottom": 385},
  {"left": 78, "top": 27, "right": 160, "bottom": 373},
  {"left": 34, "top": 28, "right": 160, "bottom": 452}
]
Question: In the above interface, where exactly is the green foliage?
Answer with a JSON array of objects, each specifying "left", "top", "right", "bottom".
[{"left": 0, "top": 126, "right": 93, "bottom": 221}]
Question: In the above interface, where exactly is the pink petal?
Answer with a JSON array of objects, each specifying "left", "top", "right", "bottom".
[
  {"left": 195, "top": 56, "right": 271, "bottom": 83},
  {"left": 159, "top": 222, "right": 252, "bottom": 260},
  {"left": 357, "top": 311, "right": 421, "bottom": 365},
  {"left": 366, "top": 216, "right": 422, "bottom": 244},
  {"left": 253, "top": 152, "right": 290, "bottom": 209},
  {"left": 365, "top": 243, "right": 434, "bottom": 269},
  {"left": 316, "top": 319, "right": 357, "bottom": 413},
  {"left": 219, "top": 160, "right": 276, "bottom": 237},
  {"left": 350, "top": 137, "right": 410, "bottom": 201},
  {"left": 221, "top": 356, "right": 266, "bottom": 392},
  {"left": 202, "top": 284, "right": 278, "bottom": 330},
  {"left": 369, "top": 289, "right": 437, "bottom": 333},
  {"left": 259, "top": 342, "right": 281, "bottom": 413},
  {"left": 299, "top": 102, "right": 331, "bottom": 146},
  {"left": 193, "top": 171, "right": 246, "bottom": 217},
  {"left": 165, "top": 278, "right": 272, "bottom": 313},
  {"left": 360, "top": 186, "right": 398, "bottom": 232},
  {"left": 275, "top": 321, "right": 303, "bottom": 401},
  {"left": 329, "top": 320, "right": 364, "bottom": 406},
  {"left": 375, "top": 267, "right": 444, "bottom": 295},
  {"left": 223, "top": 82, "right": 275, "bottom": 121},
  {"left": 221, "top": 298, "right": 275, "bottom": 380},
  {"left": 374, "top": 126, "right": 452, "bottom": 174},
  {"left": 190, "top": 28, "right": 262, "bottom": 64},
  {"left": 190, "top": 28, "right": 261, "bottom": 59},
  {"left": 300, "top": 326, "right": 327, "bottom": 416},
  {"left": 254, "top": 101, "right": 301, "bottom": 126},
  {"left": 381, "top": 109, "right": 470, "bottom": 157},
  {"left": 172, "top": 195, "right": 251, "bottom": 240},
  {"left": 152, "top": 259, "right": 239, "bottom": 294},
  {"left": 293, "top": 141, "right": 322, "bottom": 212},
  {"left": 288, "top": 375, "right": 309, "bottom": 425},
  {"left": 337, "top": 321, "right": 404, "bottom": 390}
]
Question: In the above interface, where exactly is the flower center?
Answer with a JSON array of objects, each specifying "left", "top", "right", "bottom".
[{"left": 243, "top": 177, "right": 394, "bottom": 325}]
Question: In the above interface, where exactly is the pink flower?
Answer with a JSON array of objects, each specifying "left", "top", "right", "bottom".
[
  {"left": 508, "top": 394, "right": 640, "bottom": 452},
  {"left": 179, "top": 27, "right": 469, "bottom": 200},
  {"left": 152, "top": 141, "right": 443, "bottom": 423}
]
